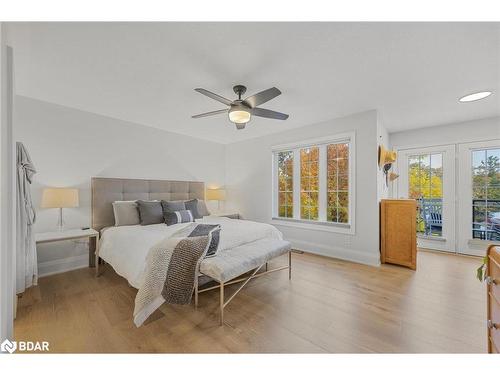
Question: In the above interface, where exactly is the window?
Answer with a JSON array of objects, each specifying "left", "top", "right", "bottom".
[
  {"left": 471, "top": 148, "right": 500, "bottom": 241},
  {"left": 277, "top": 151, "right": 294, "bottom": 218},
  {"left": 272, "top": 133, "right": 355, "bottom": 232},
  {"left": 327, "top": 143, "right": 349, "bottom": 223},
  {"left": 300, "top": 147, "right": 319, "bottom": 220},
  {"left": 407, "top": 153, "right": 443, "bottom": 237}
]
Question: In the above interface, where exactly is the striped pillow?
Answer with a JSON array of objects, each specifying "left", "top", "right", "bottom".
[{"left": 164, "top": 210, "right": 194, "bottom": 226}]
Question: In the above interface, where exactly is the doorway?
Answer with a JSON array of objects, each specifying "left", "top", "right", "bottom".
[
  {"left": 396, "top": 145, "right": 456, "bottom": 253},
  {"left": 396, "top": 141, "right": 500, "bottom": 256}
]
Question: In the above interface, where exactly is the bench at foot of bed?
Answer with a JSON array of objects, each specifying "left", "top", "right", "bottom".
[{"left": 194, "top": 238, "right": 292, "bottom": 326}]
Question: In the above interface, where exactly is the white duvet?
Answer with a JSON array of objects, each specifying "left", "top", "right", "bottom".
[{"left": 98, "top": 216, "right": 282, "bottom": 288}]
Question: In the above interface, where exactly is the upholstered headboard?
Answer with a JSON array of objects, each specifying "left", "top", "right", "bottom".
[{"left": 91, "top": 177, "right": 205, "bottom": 231}]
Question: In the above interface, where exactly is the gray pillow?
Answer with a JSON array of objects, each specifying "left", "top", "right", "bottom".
[
  {"left": 164, "top": 210, "right": 194, "bottom": 226},
  {"left": 161, "top": 200, "right": 186, "bottom": 213},
  {"left": 197, "top": 199, "right": 211, "bottom": 217},
  {"left": 137, "top": 200, "right": 164, "bottom": 225},
  {"left": 112, "top": 201, "right": 140, "bottom": 226},
  {"left": 185, "top": 199, "right": 203, "bottom": 219}
]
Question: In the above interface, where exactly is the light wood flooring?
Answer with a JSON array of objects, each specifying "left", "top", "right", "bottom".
[{"left": 14, "top": 250, "right": 487, "bottom": 353}]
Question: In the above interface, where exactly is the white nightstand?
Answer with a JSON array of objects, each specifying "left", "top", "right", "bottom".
[
  {"left": 212, "top": 212, "right": 240, "bottom": 219},
  {"left": 35, "top": 228, "right": 99, "bottom": 274}
]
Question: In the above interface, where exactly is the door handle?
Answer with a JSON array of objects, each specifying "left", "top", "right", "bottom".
[{"left": 487, "top": 320, "right": 498, "bottom": 330}]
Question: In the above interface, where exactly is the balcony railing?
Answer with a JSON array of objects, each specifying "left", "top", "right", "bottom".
[
  {"left": 472, "top": 199, "right": 500, "bottom": 241},
  {"left": 415, "top": 198, "right": 500, "bottom": 240},
  {"left": 416, "top": 198, "right": 443, "bottom": 237}
]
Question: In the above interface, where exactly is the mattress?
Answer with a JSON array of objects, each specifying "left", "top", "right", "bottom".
[{"left": 98, "top": 216, "right": 283, "bottom": 288}]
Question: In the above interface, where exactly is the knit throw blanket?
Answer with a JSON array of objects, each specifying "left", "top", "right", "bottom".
[{"left": 133, "top": 223, "right": 220, "bottom": 327}]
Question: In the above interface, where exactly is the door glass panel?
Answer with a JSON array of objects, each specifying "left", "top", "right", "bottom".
[
  {"left": 300, "top": 147, "right": 319, "bottom": 220},
  {"left": 408, "top": 153, "right": 443, "bottom": 237},
  {"left": 277, "top": 151, "right": 294, "bottom": 218},
  {"left": 471, "top": 148, "right": 500, "bottom": 241},
  {"left": 327, "top": 143, "right": 349, "bottom": 223}
]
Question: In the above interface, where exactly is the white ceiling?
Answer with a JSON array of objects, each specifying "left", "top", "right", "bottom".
[{"left": 6, "top": 22, "right": 500, "bottom": 144}]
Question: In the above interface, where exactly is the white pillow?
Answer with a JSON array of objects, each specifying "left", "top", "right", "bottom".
[{"left": 112, "top": 201, "right": 140, "bottom": 226}]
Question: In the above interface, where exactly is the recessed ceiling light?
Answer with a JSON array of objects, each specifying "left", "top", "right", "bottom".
[{"left": 459, "top": 91, "right": 492, "bottom": 103}]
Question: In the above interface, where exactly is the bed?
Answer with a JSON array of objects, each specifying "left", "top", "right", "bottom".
[{"left": 91, "top": 177, "right": 292, "bottom": 326}]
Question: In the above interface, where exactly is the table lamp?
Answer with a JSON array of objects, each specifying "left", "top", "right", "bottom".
[
  {"left": 41, "top": 188, "right": 79, "bottom": 231},
  {"left": 206, "top": 188, "right": 226, "bottom": 211}
]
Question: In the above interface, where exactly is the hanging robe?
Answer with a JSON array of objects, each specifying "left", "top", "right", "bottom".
[{"left": 16, "top": 142, "right": 37, "bottom": 294}]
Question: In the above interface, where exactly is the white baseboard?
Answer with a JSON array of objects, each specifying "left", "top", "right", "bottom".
[
  {"left": 38, "top": 254, "right": 88, "bottom": 277},
  {"left": 289, "top": 238, "right": 381, "bottom": 267},
  {"left": 36, "top": 240, "right": 379, "bottom": 278}
]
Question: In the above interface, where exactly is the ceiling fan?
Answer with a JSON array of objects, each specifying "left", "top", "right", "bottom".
[{"left": 192, "top": 85, "right": 289, "bottom": 130}]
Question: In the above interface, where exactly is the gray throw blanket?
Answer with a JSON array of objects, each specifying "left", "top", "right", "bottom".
[{"left": 133, "top": 223, "right": 220, "bottom": 327}]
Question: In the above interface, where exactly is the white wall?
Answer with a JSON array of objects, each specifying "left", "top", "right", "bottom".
[
  {"left": 225, "top": 110, "right": 381, "bottom": 266},
  {"left": 377, "top": 116, "right": 390, "bottom": 201},
  {"left": 390, "top": 116, "right": 500, "bottom": 149},
  {"left": 15, "top": 96, "right": 226, "bottom": 276},
  {"left": 0, "top": 24, "right": 15, "bottom": 341}
]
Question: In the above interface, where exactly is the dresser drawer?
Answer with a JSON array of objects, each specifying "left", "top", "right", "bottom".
[
  {"left": 489, "top": 249, "right": 500, "bottom": 305},
  {"left": 488, "top": 246, "right": 500, "bottom": 353},
  {"left": 489, "top": 293, "right": 500, "bottom": 353}
]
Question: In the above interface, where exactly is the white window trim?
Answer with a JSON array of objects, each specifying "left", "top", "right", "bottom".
[{"left": 271, "top": 131, "right": 356, "bottom": 235}]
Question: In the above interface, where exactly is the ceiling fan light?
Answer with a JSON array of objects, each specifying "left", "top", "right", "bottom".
[{"left": 228, "top": 108, "right": 251, "bottom": 124}]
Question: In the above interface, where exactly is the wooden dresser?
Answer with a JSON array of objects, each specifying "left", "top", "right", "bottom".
[
  {"left": 487, "top": 245, "right": 500, "bottom": 353},
  {"left": 380, "top": 199, "right": 417, "bottom": 270}
]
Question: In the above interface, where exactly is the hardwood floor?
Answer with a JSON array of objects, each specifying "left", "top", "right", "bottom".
[{"left": 14, "top": 250, "right": 487, "bottom": 353}]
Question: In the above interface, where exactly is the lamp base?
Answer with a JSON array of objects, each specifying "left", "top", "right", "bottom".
[{"left": 57, "top": 207, "right": 65, "bottom": 231}]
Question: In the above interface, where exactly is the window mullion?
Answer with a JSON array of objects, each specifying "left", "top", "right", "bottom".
[
  {"left": 273, "top": 152, "right": 277, "bottom": 218},
  {"left": 293, "top": 148, "right": 301, "bottom": 220},
  {"left": 318, "top": 145, "right": 327, "bottom": 222}
]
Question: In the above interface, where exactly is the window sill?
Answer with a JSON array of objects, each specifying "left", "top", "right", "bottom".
[{"left": 271, "top": 217, "right": 354, "bottom": 234}]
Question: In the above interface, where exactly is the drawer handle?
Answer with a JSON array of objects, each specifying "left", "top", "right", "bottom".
[
  {"left": 487, "top": 320, "right": 498, "bottom": 330},
  {"left": 485, "top": 276, "right": 498, "bottom": 285}
]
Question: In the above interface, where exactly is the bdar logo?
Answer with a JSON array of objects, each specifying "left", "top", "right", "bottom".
[{"left": 1, "top": 339, "right": 17, "bottom": 354}]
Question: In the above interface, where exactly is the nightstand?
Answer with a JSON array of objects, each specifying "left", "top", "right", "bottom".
[
  {"left": 213, "top": 213, "right": 240, "bottom": 219},
  {"left": 35, "top": 228, "right": 99, "bottom": 273}
]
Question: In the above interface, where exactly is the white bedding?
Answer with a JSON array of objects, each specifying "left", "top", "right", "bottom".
[{"left": 98, "top": 216, "right": 282, "bottom": 288}]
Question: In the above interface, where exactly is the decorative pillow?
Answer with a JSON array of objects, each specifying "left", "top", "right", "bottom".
[
  {"left": 136, "top": 200, "right": 164, "bottom": 225},
  {"left": 197, "top": 199, "right": 211, "bottom": 217},
  {"left": 161, "top": 200, "right": 186, "bottom": 213},
  {"left": 189, "top": 224, "right": 221, "bottom": 257},
  {"left": 164, "top": 210, "right": 194, "bottom": 226},
  {"left": 185, "top": 199, "right": 203, "bottom": 219},
  {"left": 112, "top": 201, "right": 140, "bottom": 226}
]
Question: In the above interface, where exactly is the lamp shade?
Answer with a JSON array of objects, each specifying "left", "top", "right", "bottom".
[
  {"left": 41, "top": 188, "right": 79, "bottom": 208},
  {"left": 206, "top": 188, "right": 226, "bottom": 201}
]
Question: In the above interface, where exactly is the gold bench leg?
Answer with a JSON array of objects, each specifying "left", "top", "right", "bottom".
[
  {"left": 194, "top": 274, "right": 199, "bottom": 309},
  {"left": 289, "top": 251, "right": 292, "bottom": 280},
  {"left": 219, "top": 282, "right": 224, "bottom": 326}
]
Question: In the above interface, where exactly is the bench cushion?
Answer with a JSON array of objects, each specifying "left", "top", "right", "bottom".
[{"left": 199, "top": 239, "right": 291, "bottom": 282}]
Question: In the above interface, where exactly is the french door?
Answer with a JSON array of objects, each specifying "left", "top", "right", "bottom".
[
  {"left": 457, "top": 140, "right": 500, "bottom": 256},
  {"left": 396, "top": 145, "right": 456, "bottom": 253},
  {"left": 396, "top": 141, "right": 500, "bottom": 256}
]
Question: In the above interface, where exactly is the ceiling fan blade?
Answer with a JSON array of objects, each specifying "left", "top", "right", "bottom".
[
  {"left": 243, "top": 87, "right": 281, "bottom": 108},
  {"left": 251, "top": 107, "right": 289, "bottom": 120},
  {"left": 194, "top": 88, "right": 233, "bottom": 106},
  {"left": 191, "top": 109, "right": 228, "bottom": 118}
]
